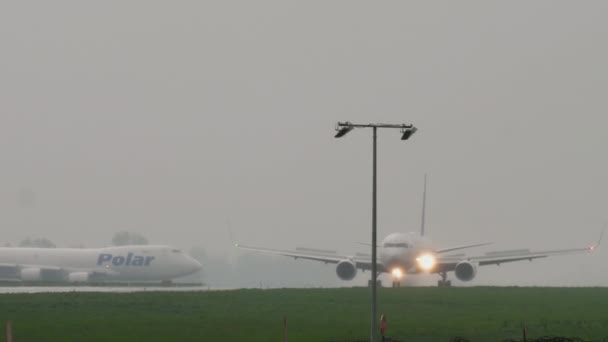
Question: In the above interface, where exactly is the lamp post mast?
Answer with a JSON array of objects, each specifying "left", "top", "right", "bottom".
[
  {"left": 334, "top": 122, "right": 417, "bottom": 342},
  {"left": 371, "top": 126, "right": 378, "bottom": 342}
]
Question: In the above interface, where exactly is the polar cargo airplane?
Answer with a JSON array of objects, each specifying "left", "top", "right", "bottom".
[
  {"left": 237, "top": 177, "right": 602, "bottom": 287},
  {"left": 0, "top": 245, "right": 202, "bottom": 283}
]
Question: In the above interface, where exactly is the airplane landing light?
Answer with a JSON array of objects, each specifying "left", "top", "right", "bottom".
[
  {"left": 416, "top": 253, "right": 437, "bottom": 271},
  {"left": 391, "top": 268, "right": 404, "bottom": 279}
]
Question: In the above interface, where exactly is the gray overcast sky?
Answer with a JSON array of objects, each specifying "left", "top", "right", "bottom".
[{"left": 1, "top": 1, "right": 606, "bottom": 286}]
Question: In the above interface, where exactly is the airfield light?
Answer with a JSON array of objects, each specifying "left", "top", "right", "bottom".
[
  {"left": 334, "top": 121, "right": 417, "bottom": 342},
  {"left": 334, "top": 122, "right": 354, "bottom": 138},
  {"left": 400, "top": 126, "right": 418, "bottom": 140},
  {"left": 416, "top": 253, "right": 437, "bottom": 271},
  {"left": 391, "top": 268, "right": 404, "bottom": 279}
]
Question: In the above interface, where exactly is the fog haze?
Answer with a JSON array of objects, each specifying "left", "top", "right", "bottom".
[{"left": 1, "top": 1, "right": 607, "bottom": 287}]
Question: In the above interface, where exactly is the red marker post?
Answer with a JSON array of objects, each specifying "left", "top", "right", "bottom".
[
  {"left": 283, "top": 315, "right": 288, "bottom": 342},
  {"left": 380, "top": 314, "right": 387, "bottom": 341}
]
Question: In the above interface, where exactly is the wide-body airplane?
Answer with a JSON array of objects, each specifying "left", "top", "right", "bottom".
[
  {"left": 0, "top": 245, "right": 202, "bottom": 283},
  {"left": 237, "top": 177, "right": 601, "bottom": 287}
]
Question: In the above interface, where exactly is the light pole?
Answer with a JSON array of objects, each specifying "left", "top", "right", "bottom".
[{"left": 334, "top": 121, "right": 417, "bottom": 342}]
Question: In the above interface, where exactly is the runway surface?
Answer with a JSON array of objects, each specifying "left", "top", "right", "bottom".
[{"left": 0, "top": 286, "right": 210, "bottom": 293}]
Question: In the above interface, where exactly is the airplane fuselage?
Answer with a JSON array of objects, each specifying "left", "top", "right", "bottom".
[
  {"left": 379, "top": 232, "right": 434, "bottom": 274},
  {"left": 0, "top": 245, "right": 202, "bottom": 282}
]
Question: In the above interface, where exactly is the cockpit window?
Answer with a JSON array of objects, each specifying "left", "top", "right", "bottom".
[
  {"left": 172, "top": 249, "right": 181, "bottom": 253},
  {"left": 384, "top": 243, "right": 409, "bottom": 248}
]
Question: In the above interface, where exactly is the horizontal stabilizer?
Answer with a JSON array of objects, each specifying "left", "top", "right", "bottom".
[
  {"left": 295, "top": 247, "right": 337, "bottom": 255},
  {"left": 485, "top": 249, "right": 530, "bottom": 256},
  {"left": 441, "top": 253, "right": 466, "bottom": 258},
  {"left": 357, "top": 242, "right": 382, "bottom": 248},
  {"left": 436, "top": 242, "right": 493, "bottom": 254}
]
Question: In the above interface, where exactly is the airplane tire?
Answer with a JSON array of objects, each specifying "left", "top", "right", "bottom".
[
  {"left": 446, "top": 280, "right": 452, "bottom": 287},
  {"left": 438, "top": 280, "right": 444, "bottom": 287},
  {"left": 369, "top": 280, "right": 382, "bottom": 287}
]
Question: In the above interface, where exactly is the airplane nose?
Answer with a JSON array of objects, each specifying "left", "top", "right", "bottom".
[{"left": 188, "top": 257, "right": 203, "bottom": 273}]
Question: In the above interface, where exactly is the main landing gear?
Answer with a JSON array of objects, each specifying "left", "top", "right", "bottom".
[
  {"left": 391, "top": 280, "right": 401, "bottom": 288},
  {"left": 437, "top": 272, "right": 451, "bottom": 287},
  {"left": 368, "top": 279, "right": 382, "bottom": 287}
]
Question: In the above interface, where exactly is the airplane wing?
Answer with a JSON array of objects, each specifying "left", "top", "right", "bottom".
[
  {"left": 435, "top": 242, "right": 493, "bottom": 254},
  {"left": 435, "top": 245, "right": 596, "bottom": 273},
  {"left": 0, "top": 263, "right": 64, "bottom": 280},
  {"left": 434, "top": 229, "right": 603, "bottom": 273},
  {"left": 0, "top": 263, "right": 118, "bottom": 280},
  {"left": 0, "top": 263, "right": 61, "bottom": 271},
  {"left": 235, "top": 244, "right": 386, "bottom": 272}
]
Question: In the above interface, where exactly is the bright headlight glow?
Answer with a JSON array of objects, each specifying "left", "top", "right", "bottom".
[
  {"left": 391, "top": 268, "right": 404, "bottom": 279},
  {"left": 416, "top": 253, "right": 437, "bottom": 271}
]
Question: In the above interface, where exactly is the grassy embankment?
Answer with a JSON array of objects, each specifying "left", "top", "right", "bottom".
[{"left": 1, "top": 287, "right": 607, "bottom": 341}]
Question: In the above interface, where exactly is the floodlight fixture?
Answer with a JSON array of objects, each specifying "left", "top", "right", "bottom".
[
  {"left": 401, "top": 126, "right": 418, "bottom": 140},
  {"left": 334, "top": 122, "right": 354, "bottom": 138}
]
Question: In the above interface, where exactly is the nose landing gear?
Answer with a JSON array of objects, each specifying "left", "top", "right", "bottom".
[
  {"left": 389, "top": 268, "right": 404, "bottom": 287},
  {"left": 437, "top": 272, "right": 451, "bottom": 287}
]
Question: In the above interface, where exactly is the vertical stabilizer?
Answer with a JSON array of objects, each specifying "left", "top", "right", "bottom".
[{"left": 421, "top": 174, "right": 427, "bottom": 236}]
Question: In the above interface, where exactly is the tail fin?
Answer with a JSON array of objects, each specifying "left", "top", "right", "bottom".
[
  {"left": 421, "top": 174, "right": 427, "bottom": 236},
  {"left": 226, "top": 219, "right": 238, "bottom": 247}
]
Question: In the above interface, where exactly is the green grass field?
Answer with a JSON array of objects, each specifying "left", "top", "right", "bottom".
[{"left": 1, "top": 287, "right": 607, "bottom": 341}]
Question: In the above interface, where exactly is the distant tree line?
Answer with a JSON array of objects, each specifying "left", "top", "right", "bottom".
[
  {"left": 19, "top": 237, "right": 56, "bottom": 248},
  {"left": 4, "top": 231, "right": 150, "bottom": 248},
  {"left": 111, "top": 231, "right": 149, "bottom": 246}
]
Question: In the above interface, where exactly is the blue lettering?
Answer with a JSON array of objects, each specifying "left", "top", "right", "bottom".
[
  {"left": 125, "top": 252, "right": 133, "bottom": 265},
  {"left": 97, "top": 253, "right": 154, "bottom": 266},
  {"left": 132, "top": 256, "right": 144, "bottom": 266},
  {"left": 97, "top": 254, "right": 112, "bottom": 265},
  {"left": 112, "top": 256, "right": 125, "bottom": 266}
]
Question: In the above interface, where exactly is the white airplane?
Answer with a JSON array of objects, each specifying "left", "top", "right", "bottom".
[
  {"left": 237, "top": 177, "right": 602, "bottom": 287},
  {"left": 0, "top": 245, "right": 202, "bottom": 283}
]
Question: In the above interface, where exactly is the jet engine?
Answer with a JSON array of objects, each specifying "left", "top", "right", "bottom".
[
  {"left": 454, "top": 261, "right": 478, "bottom": 282},
  {"left": 68, "top": 272, "right": 90, "bottom": 283},
  {"left": 336, "top": 260, "right": 357, "bottom": 281},
  {"left": 20, "top": 268, "right": 42, "bottom": 281}
]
